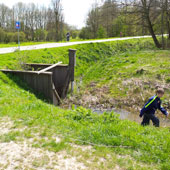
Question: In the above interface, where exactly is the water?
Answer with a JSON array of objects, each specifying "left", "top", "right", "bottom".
[{"left": 92, "top": 108, "right": 170, "bottom": 127}]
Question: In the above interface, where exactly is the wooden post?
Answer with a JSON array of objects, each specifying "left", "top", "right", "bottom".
[
  {"left": 69, "top": 49, "right": 76, "bottom": 93},
  {"left": 37, "top": 62, "right": 62, "bottom": 74}
]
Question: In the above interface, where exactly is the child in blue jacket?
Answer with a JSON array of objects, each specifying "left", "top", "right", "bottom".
[{"left": 140, "top": 88, "right": 169, "bottom": 127}]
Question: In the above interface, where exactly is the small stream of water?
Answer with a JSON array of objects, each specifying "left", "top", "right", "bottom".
[{"left": 92, "top": 108, "right": 170, "bottom": 127}]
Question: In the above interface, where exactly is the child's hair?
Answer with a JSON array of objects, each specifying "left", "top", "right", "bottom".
[{"left": 156, "top": 88, "right": 164, "bottom": 94}]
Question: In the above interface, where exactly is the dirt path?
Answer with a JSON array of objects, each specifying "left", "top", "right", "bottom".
[
  {"left": 0, "top": 35, "right": 151, "bottom": 54},
  {"left": 0, "top": 116, "right": 125, "bottom": 170},
  {"left": 0, "top": 116, "right": 159, "bottom": 170},
  {"left": 0, "top": 117, "right": 87, "bottom": 170}
]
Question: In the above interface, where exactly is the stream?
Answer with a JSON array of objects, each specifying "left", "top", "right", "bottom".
[{"left": 92, "top": 108, "right": 170, "bottom": 127}]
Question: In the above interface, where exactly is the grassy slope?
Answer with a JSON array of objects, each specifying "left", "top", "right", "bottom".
[
  {"left": 1, "top": 38, "right": 169, "bottom": 111},
  {"left": 0, "top": 41, "right": 57, "bottom": 48},
  {"left": 0, "top": 37, "right": 103, "bottom": 48},
  {"left": 0, "top": 38, "right": 170, "bottom": 169},
  {"left": 78, "top": 49, "right": 170, "bottom": 111},
  {"left": 0, "top": 36, "right": 127, "bottom": 48}
]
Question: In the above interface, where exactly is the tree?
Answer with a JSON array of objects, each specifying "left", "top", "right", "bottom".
[
  {"left": 51, "top": 0, "right": 64, "bottom": 41},
  {"left": 97, "top": 26, "right": 107, "bottom": 38},
  {"left": 86, "top": 2, "right": 100, "bottom": 39},
  {"left": 0, "top": 1, "right": 69, "bottom": 43},
  {"left": 0, "top": 28, "right": 6, "bottom": 42},
  {"left": 35, "top": 29, "right": 47, "bottom": 41},
  {"left": 79, "top": 27, "right": 91, "bottom": 39},
  {"left": 121, "top": 0, "right": 163, "bottom": 48},
  {"left": 13, "top": 31, "right": 26, "bottom": 43}
]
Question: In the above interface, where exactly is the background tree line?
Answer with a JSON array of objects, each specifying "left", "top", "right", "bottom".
[
  {"left": 0, "top": 0, "right": 79, "bottom": 43},
  {"left": 1, "top": 0, "right": 170, "bottom": 48},
  {"left": 80, "top": 0, "right": 170, "bottom": 48}
]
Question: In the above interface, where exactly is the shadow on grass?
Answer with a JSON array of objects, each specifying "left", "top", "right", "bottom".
[{"left": 3, "top": 72, "right": 53, "bottom": 105}]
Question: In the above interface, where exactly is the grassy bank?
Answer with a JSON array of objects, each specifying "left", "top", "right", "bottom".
[
  {"left": 0, "top": 72, "right": 169, "bottom": 169},
  {"left": 0, "top": 36, "right": 145, "bottom": 48},
  {"left": 0, "top": 37, "right": 107, "bottom": 48},
  {"left": 0, "top": 38, "right": 170, "bottom": 169},
  {"left": 0, "top": 37, "right": 169, "bottom": 111},
  {"left": 0, "top": 41, "right": 58, "bottom": 48}
]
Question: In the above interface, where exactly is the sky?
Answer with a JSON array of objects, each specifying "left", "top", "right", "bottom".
[{"left": 0, "top": 0, "right": 95, "bottom": 29}]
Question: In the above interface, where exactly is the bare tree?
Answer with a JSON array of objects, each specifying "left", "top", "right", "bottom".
[
  {"left": 0, "top": 4, "right": 10, "bottom": 28},
  {"left": 0, "top": 1, "right": 67, "bottom": 42},
  {"left": 164, "top": 0, "right": 170, "bottom": 39},
  {"left": 51, "top": 0, "right": 64, "bottom": 41},
  {"left": 86, "top": 0, "right": 118, "bottom": 38},
  {"left": 121, "top": 0, "right": 161, "bottom": 48},
  {"left": 86, "top": 2, "right": 100, "bottom": 38}
]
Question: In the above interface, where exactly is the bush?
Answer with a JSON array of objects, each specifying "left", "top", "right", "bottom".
[
  {"left": 4, "top": 32, "right": 15, "bottom": 43},
  {"left": 35, "top": 29, "right": 47, "bottom": 41},
  {"left": 3, "top": 31, "right": 25, "bottom": 43},
  {"left": 0, "top": 28, "right": 6, "bottom": 42},
  {"left": 79, "top": 27, "right": 91, "bottom": 39},
  {"left": 13, "top": 31, "right": 26, "bottom": 43},
  {"left": 97, "top": 26, "right": 107, "bottom": 39},
  {"left": 71, "top": 30, "right": 79, "bottom": 39},
  {"left": 166, "top": 78, "right": 170, "bottom": 83},
  {"left": 46, "top": 30, "right": 56, "bottom": 41}
]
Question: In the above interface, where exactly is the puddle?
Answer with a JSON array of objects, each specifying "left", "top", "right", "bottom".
[{"left": 92, "top": 108, "right": 170, "bottom": 127}]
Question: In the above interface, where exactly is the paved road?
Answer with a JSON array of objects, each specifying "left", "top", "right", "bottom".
[{"left": 0, "top": 35, "right": 151, "bottom": 54}]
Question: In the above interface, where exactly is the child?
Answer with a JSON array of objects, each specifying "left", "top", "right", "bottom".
[{"left": 139, "top": 88, "right": 169, "bottom": 127}]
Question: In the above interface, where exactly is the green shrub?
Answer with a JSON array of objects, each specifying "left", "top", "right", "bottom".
[
  {"left": 13, "top": 31, "right": 26, "bottom": 43},
  {"left": 4, "top": 32, "right": 15, "bottom": 43},
  {"left": 166, "top": 78, "right": 170, "bottom": 83},
  {"left": 79, "top": 27, "right": 91, "bottom": 39},
  {"left": 0, "top": 28, "right": 6, "bottom": 42},
  {"left": 97, "top": 26, "right": 107, "bottom": 39},
  {"left": 46, "top": 30, "right": 56, "bottom": 41},
  {"left": 35, "top": 29, "right": 47, "bottom": 41}
]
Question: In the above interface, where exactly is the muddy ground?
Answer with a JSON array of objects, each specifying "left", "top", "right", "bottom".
[{"left": 62, "top": 78, "right": 170, "bottom": 126}]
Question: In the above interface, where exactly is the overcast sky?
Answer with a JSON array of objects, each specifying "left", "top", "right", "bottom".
[{"left": 0, "top": 0, "right": 95, "bottom": 29}]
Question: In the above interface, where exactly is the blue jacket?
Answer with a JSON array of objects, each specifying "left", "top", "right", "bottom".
[{"left": 140, "top": 95, "right": 167, "bottom": 117}]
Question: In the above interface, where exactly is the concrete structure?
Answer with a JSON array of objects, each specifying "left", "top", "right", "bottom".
[{"left": 1, "top": 49, "right": 76, "bottom": 105}]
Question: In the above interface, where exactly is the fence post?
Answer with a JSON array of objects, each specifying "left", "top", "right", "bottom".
[{"left": 69, "top": 49, "right": 76, "bottom": 93}]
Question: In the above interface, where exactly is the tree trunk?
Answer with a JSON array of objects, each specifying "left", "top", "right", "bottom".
[
  {"left": 166, "top": 18, "right": 170, "bottom": 39},
  {"left": 141, "top": 0, "right": 161, "bottom": 48},
  {"left": 165, "top": 2, "right": 170, "bottom": 39},
  {"left": 161, "top": 1, "right": 165, "bottom": 49},
  {"left": 31, "top": 28, "right": 34, "bottom": 41},
  {"left": 147, "top": 16, "right": 161, "bottom": 48}
]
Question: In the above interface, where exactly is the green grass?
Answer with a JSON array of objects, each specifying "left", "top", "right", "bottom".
[
  {"left": 0, "top": 37, "right": 169, "bottom": 109},
  {"left": 0, "top": 37, "right": 170, "bottom": 169},
  {"left": 0, "top": 41, "right": 58, "bottom": 48},
  {"left": 0, "top": 38, "right": 90, "bottom": 48},
  {"left": 0, "top": 73, "right": 169, "bottom": 169},
  {"left": 0, "top": 35, "right": 145, "bottom": 48}
]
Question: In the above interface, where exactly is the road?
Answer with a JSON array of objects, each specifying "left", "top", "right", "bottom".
[{"left": 0, "top": 35, "right": 151, "bottom": 54}]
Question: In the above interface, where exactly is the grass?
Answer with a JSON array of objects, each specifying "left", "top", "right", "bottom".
[
  {"left": 0, "top": 76, "right": 169, "bottom": 169},
  {"left": 0, "top": 41, "right": 58, "bottom": 48},
  {"left": 0, "top": 37, "right": 169, "bottom": 110},
  {"left": 0, "top": 37, "right": 170, "bottom": 169},
  {"left": 0, "top": 35, "right": 147, "bottom": 48},
  {"left": 0, "top": 38, "right": 90, "bottom": 48}
]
